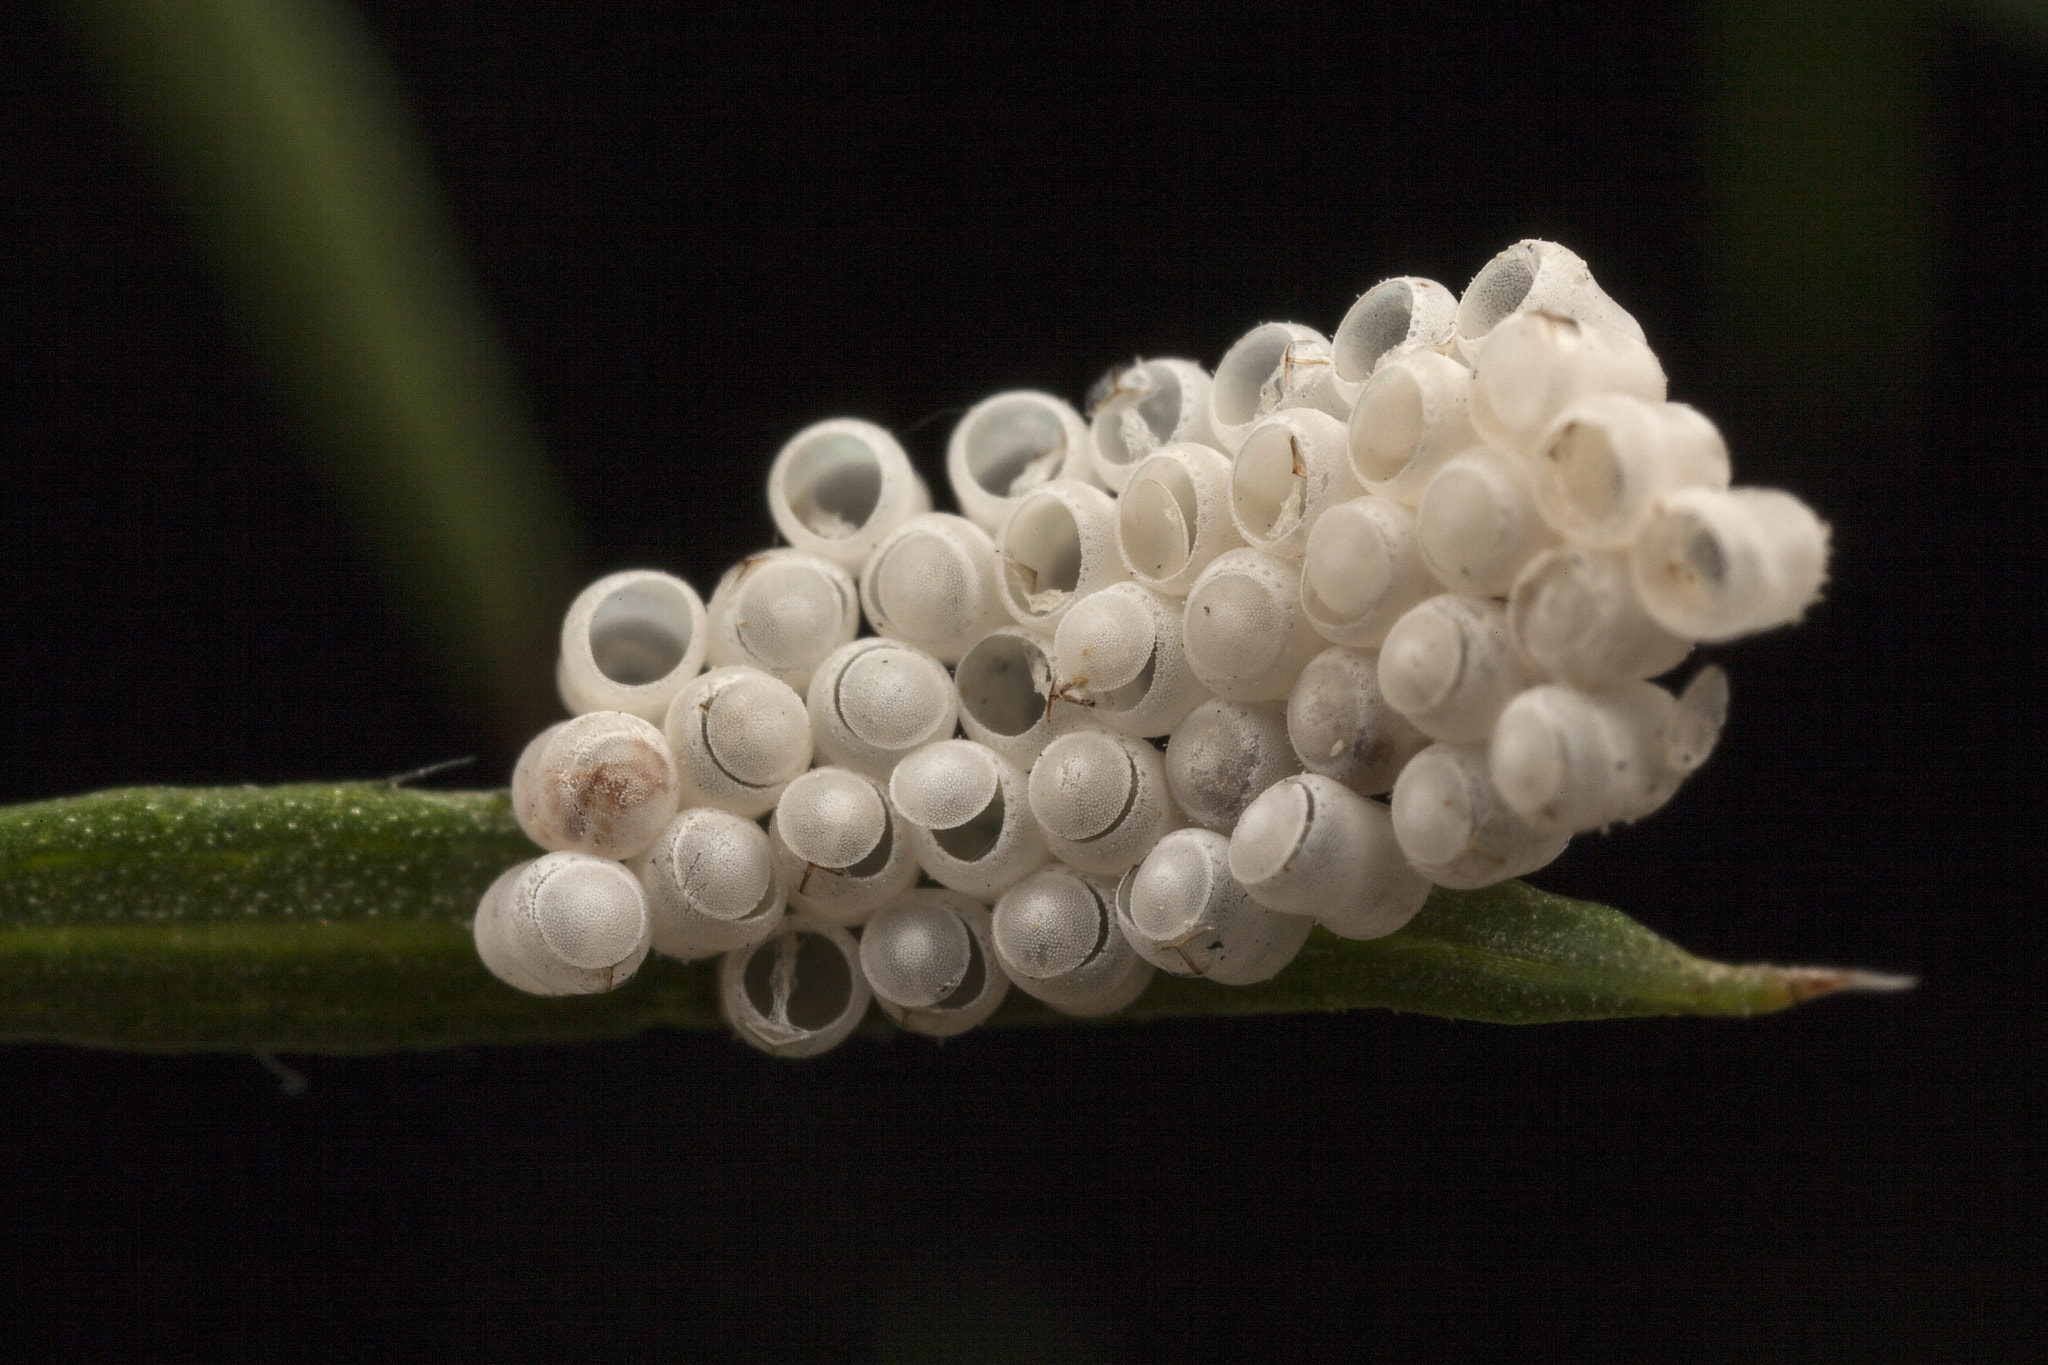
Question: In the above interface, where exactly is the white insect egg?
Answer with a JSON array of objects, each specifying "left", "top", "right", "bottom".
[
  {"left": 1376, "top": 594, "right": 1532, "bottom": 743},
  {"left": 509, "top": 719, "right": 567, "bottom": 839},
  {"left": 511, "top": 855, "right": 652, "bottom": 993},
  {"left": 888, "top": 738, "right": 1001, "bottom": 832},
  {"left": 1209, "top": 322, "right": 1350, "bottom": 453},
  {"left": 472, "top": 864, "right": 552, "bottom": 996},
  {"left": 1389, "top": 742, "right": 1572, "bottom": 889},
  {"left": 805, "top": 637, "right": 960, "bottom": 779},
  {"left": 1453, "top": 238, "right": 1647, "bottom": 359},
  {"left": 1163, "top": 698, "right": 1302, "bottom": 832},
  {"left": 767, "top": 767, "right": 918, "bottom": 925},
  {"left": 1227, "top": 774, "right": 1432, "bottom": 940},
  {"left": 1330, "top": 276, "right": 1461, "bottom": 406},
  {"left": 1180, "top": 548, "right": 1325, "bottom": 702},
  {"left": 996, "top": 478, "right": 1129, "bottom": 634},
  {"left": 991, "top": 866, "right": 1155, "bottom": 1017},
  {"left": 1346, "top": 350, "right": 1481, "bottom": 506},
  {"left": 1488, "top": 681, "right": 1702, "bottom": 835},
  {"left": 704, "top": 548, "right": 860, "bottom": 693},
  {"left": 859, "top": 891, "right": 972, "bottom": 1007},
  {"left": 1229, "top": 408, "right": 1361, "bottom": 558},
  {"left": 1466, "top": 310, "right": 1669, "bottom": 458},
  {"left": 663, "top": 666, "right": 813, "bottom": 817},
  {"left": 1027, "top": 727, "right": 1182, "bottom": 875},
  {"left": 1532, "top": 396, "right": 1730, "bottom": 549},
  {"left": 1114, "top": 442, "right": 1245, "bottom": 596},
  {"left": 636, "top": 806, "right": 785, "bottom": 961},
  {"left": 863, "top": 891, "right": 1011, "bottom": 1038},
  {"left": 1114, "top": 827, "right": 1312, "bottom": 985},
  {"left": 888, "top": 740, "right": 1050, "bottom": 898},
  {"left": 858, "top": 512, "right": 1006, "bottom": 663},
  {"left": 718, "top": 913, "right": 872, "bottom": 1059},
  {"left": 946, "top": 390, "right": 1095, "bottom": 534},
  {"left": 1508, "top": 546, "right": 1692, "bottom": 688},
  {"left": 474, "top": 852, "right": 653, "bottom": 996},
  {"left": 1285, "top": 646, "right": 1430, "bottom": 796},
  {"left": 766, "top": 417, "right": 932, "bottom": 567},
  {"left": 1086, "top": 358, "right": 1221, "bottom": 492},
  {"left": 514, "top": 710, "right": 681, "bottom": 860},
  {"left": 1416, "top": 444, "right": 1561, "bottom": 596},
  {"left": 554, "top": 569, "right": 708, "bottom": 724},
  {"left": 1050, "top": 582, "right": 1209, "bottom": 738},
  {"left": 1299, "top": 494, "right": 1437, "bottom": 649},
  {"left": 951, "top": 626, "right": 1086, "bottom": 768},
  {"left": 1629, "top": 487, "right": 1831, "bottom": 643}
]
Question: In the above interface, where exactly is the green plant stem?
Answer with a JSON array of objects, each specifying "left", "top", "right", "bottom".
[{"left": 0, "top": 785, "right": 1910, "bottom": 1053}]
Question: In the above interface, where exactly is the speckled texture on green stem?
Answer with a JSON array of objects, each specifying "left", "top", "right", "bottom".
[{"left": 0, "top": 785, "right": 1899, "bottom": 1053}]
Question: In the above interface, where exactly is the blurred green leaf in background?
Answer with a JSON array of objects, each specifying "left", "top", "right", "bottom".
[{"left": 66, "top": 0, "right": 582, "bottom": 750}]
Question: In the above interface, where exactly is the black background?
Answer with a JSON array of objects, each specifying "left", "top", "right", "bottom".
[{"left": 1, "top": 2, "right": 2041, "bottom": 1360}]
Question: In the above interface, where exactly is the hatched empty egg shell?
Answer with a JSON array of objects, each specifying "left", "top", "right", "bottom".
[
  {"left": 1228, "top": 408, "right": 1360, "bottom": 559},
  {"left": 766, "top": 417, "right": 931, "bottom": 567},
  {"left": 947, "top": 390, "right": 1096, "bottom": 534},
  {"left": 1453, "top": 239, "right": 1646, "bottom": 358},
  {"left": 1530, "top": 395, "right": 1728, "bottom": 549},
  {"left": 997, "top": 478, "right": 1129, "bottom": 634},
  {"left": 1210, "top": 322, "right": 1349, "bottom": 452},
  {"left": 1629, "top": 487, "right": 1830, "bottom": 643},
  {"left": 1114, "top": 442, "right": 1245, "bottom": 595},
  {"left": 1329, "top": 276, "right": 1460, "bottom": 405},
  {"left": 1346, "top": 351, "right": 1479, "bottom": 506},
  {"left": 952, "top": 625, "right": 1087, "bottom": 768},
  {"left": 720, "top": 914, "right": 872, "bottom": 1058},
  {"left": 555, "top": 569, "right": 708, "bottom": 723},
  {"left": 1086, "top": 358, "right": 1220, "bottom": 492}
]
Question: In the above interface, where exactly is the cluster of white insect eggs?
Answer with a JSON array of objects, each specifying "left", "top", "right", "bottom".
[{"left": 475, "top": 238, "right": 1831, "bottom": 1055}]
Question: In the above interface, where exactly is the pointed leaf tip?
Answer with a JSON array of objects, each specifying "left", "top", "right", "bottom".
[{"left": 1772, "top": 966, "right": 1918, "bottom": 1005}]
